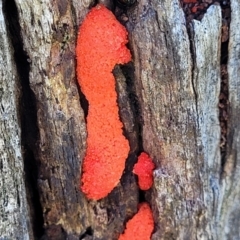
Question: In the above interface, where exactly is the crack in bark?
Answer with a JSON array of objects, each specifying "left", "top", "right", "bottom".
[
  {"left": 79, "top": 226, "right": 93, "bottom": 239},
  {"left": 77, "top": 84, "right": 89, "bottom": 121},
  {"left": 185, "top": 18, "right": 199, "bottom": 131},
  {"left": 116, "top": 64, "right": 149, "bottom": 205},
  {"left": 219, "top": 0, "right": 230, "bottom": 174},
  {"left": 113, "top": 62, "right": 147, "bottom": 222},
  {"left": 2, "top": 0, "right": 44, "bottom": 238}
]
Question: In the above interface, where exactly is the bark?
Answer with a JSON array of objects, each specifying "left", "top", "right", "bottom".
[
  {"left": 127, "top": 1, "right": 222, "bottom": 238},
  {"left": 0, "top": 0, "right": 239, "bottom": 239},
  {"left": 221, "top": 0, "right": 240, "bottom": 238},
  {"left": 12, "top": 0, "right": 138, "bottom": 239},
  {"left": 0, "top": 1, "right": 31, "bottom": 239}
]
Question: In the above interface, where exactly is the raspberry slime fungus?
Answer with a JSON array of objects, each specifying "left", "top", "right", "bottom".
[
  {"left": 133, "top": 152, "right": 155, "bottom": 190},
  {"left": 76, "top": 4, "right": 131, "bottom": 200},
  {"left": 118, "top": 202, "right": 154, "bottom": 240}
]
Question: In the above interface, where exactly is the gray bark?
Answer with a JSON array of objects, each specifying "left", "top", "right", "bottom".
[
  {"left": 1, "top": 0, "right": 240, "bottom": 239},
  {"left": 0, "top": 1, "right": 31, "bottom": 239},
  {"left": 127, "top": 1, "right": 221, "bottom": 238},
  {"left": 220, "top": 0, "right": 240, "bottom": 238}
]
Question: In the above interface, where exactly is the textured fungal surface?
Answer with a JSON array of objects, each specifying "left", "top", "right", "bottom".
[
  {"left": 133, "top": 152, "right": 155, "bottom": 190},
  {"left": 76, "top": 4, "right": 131, "bottom": 200},
  {"left": 118, "top": 203, "right": 154, "bottom": 240}
]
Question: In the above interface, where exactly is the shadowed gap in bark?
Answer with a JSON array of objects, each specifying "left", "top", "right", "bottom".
[
  {"left": 2, "top": 0, "right": 44, "bottom": 238},
  {"left": 79, "top": 227, "right": 93, "bottom": 239},
  {"left": 76, "top": 83, "right": 89, "bottom": 120},
  {"left": 219, "top": 0, "right": 230, "bottom": 171},
  {"left": 114, "top": 63, "right": 148, "bottom": 204}
]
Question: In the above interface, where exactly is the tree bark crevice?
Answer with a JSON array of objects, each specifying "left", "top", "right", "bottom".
[
  {"left": 3, "top": 0, "right": 45, "bottom": 238},
  {"left": 1, "top": 0, "right": 240, "bottom": 239},
  {"left": 0, "top": 0, "right": 32, "bottom": 238}
]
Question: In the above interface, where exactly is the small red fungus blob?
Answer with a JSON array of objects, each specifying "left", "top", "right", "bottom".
[
  {"left": 76, "top": 4, "right": 131, "bottom": 200},
  {"left": 133, "top": 152, "right": 155, "bottom": 190},
  {"left": 118, "top": 203, "right": 154, "bottom": 240},
  {"left": 191, "top": 6, "right": 198, "bottom": 13}
]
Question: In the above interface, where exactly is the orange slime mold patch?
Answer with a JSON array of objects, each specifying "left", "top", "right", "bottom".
[
  {"left": 118, "top": 203, "right": 154, "bottom": 240},
  {"left": 133, "top": 152, "right": 155, "bottom": 190},
  {"left": 76, "top": 4, "right": 131, "bottom": 200}
]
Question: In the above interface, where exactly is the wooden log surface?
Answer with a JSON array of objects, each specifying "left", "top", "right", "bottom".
[
  {"left": 126, "top": 1, "right": 222, "bottom": 238},
  {"left": 14, "top": 0, "right": 138, "bottom": 239},
  {"left": 0, "top": 0, "right": 240, "bottom": 239},
  {"left": 0, "top": 1, "right": 31, "bottom": 239},
  {"left": 220, "top": 0, "right": 240, "bottom": 238}
]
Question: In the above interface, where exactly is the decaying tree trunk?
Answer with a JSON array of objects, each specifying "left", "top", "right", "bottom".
[{"left": 0, "top": 0, "right": 239, "bottom": 239}]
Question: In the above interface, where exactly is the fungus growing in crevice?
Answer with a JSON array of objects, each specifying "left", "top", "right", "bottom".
[
  {"left": 118, "top": 202, "right": 154, "bottom": 240},
  {"left": 133, "top": 152, "right": 155, "bottom": 190},
  {"left": 76, "top": 4, "right": 131, "bottom": 200}
]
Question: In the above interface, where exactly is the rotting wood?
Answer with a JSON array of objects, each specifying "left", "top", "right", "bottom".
[
  {"left": 126, "top": 0, "right": 222, "bottom": 239},
  {"left": 191, "top": 5, "right": 222, "bottom": 239},
  {"left": 1, "top": 0, "right": 240, "bottom": 239},
  {"left": 14, "top": 0, "right": 138, "bottom": 239}
]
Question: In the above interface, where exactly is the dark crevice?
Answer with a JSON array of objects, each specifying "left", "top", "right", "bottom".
[
  {"left": 219, "top": 61, "right": 229, "bottom": 169},
  {"left": 120, "top": 64, "right": 143, "bottom": 152},
  {"left": 221, "top": 41, "right": 229, "bottom": 64},
  {"left": 77, "top": 84, "right": 89, "bottom": 120},
  {"left": 138, "top": 190, "right": 146, "bottom": 203},
  {"left": 118, "top": 64, "right": 147, "bottom": 205},
  {"left": 79, "top": 227, "right": 93, "bottom": 239},
  {"left": 219, "top": 0, "right": 230, "bottom": 171},
  {"left": 187, "top": 22, "right": 199, "bottom": 128},
  {"left": 113, "top": 59, "right": 148, "bottom": 232},
  {"left": 115, "top": 0, "right": 137, "bottom": 9},
  {"left": 2, "top": 0, "right": 44, "bottom": 238}
]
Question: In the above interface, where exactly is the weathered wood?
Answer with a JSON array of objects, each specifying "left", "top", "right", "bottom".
[
  {"left": 15, "top": 0, "right": 90, "bottom": 238},
  {"left": 114, "top": 65, "right": 139, "bottom": 153},
  {"left": 14, "top": 0, "right": 138, "bottom": 239},
  {"left": 191, "top": 5, "right": 222, "bottom": 239},
  {"left": 1, "top": 0, "right": 240, "bottom": 239},
  {"left": 127, "top": 0, "right": 222, "bottom": 239},
  {"left": 0, "top": 1, "right": 31, "bottom": 238},
  {"left": 219, "top": 0, "right": 240, "bottom": 238}
]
